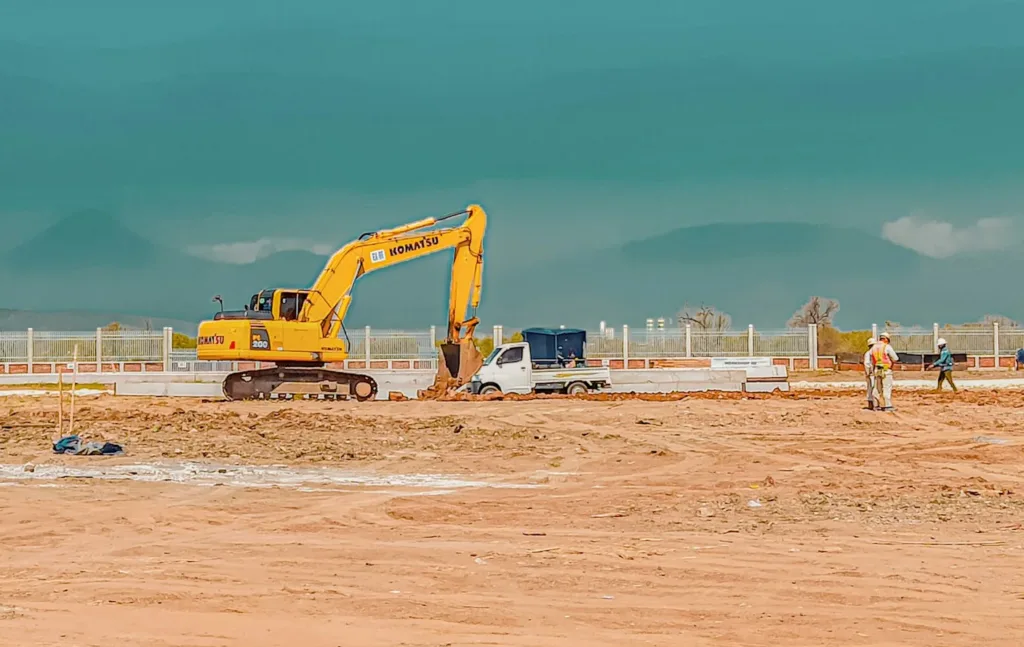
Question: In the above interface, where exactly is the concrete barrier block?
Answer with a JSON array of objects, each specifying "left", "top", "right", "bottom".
[
  {"left": 744, "top": 382, "right": 791, "bottom": 393},
  {"left": 611, "top": 382, "right": 745, "bottom": 394},
  {"left": 611, "top": 369, "right": 748, "bottom": 384}
]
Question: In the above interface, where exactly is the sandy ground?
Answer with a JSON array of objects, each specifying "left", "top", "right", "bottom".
[
  {"left": 794, "top": 369, "right": 1020, "bottom": 382},
  {"left": 2, "top": 391, "right": 1024, "bottom": 646}
]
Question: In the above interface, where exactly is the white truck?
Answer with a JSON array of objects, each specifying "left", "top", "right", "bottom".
[{"left": 468, "top": 340, "right": 611, "bottom": 395}]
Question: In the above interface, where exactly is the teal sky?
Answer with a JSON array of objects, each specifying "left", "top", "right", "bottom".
[{"left": 2, "top": 0, "right": 1023, "bottom": 277}]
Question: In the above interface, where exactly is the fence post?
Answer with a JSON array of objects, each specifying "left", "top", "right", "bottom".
[
  {"left": 932, "top": 323, "right": 939, "bottom": 349},
  {"left": 622, "top": 325, "right": 629, "bottom": 366},
  {"left": 96, "top": 327, "right": 103, "bottom": 370},
  {"left": 748, "top": 324, "right": 754, "bottom": 357},
  {"left": 871, "top": 322, "right": 878, "bottom": 340},
  {"left": 163, "top": 327, "right": 171, "bottom": 370},
  {"left": 808, "top": 323, "right": 818, "bottom": 370},
  {"left": 496, "top": 325, "right": 503, "bottom": 345},
  {"left": 364, "top": 326, "right": 372, "bottom": 363},
  {"left": 685, "top": 324, "right": 692, "bottom": 358},
  {"left": 492, "top": 325, "right": 500, "bottom": 346},
  {"left": 993, "top": 322, "right": 1000, "bottom": 367},
  {"left": 27, "top": 328, "right": 33, "bottom": 368}
]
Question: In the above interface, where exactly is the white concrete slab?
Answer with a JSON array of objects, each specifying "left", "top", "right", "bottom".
[
  {"left": 744, "top": 382, "right": 791, "bottom": 393},
  {"left": 610, "top": 369, "right": 748, "bottom": 384},
  {"left": 608, "top": 369, "right": 749, "bottom": 393},
  {"left": 711, "top": 357, "right": 773, "bottom": 369},
  {"left": 115, "top": 382, "right": 222, "bottom": 397},
  {"left": 745, "top": 366, "right": 789, "bottom": 379},
  {"left": 610, "top": 382, "right": 746, "bottom": 393}
]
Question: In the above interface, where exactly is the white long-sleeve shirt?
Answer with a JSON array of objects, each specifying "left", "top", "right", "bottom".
[{"left": 868, "top": 342, "right": 899, "bottom": 370}]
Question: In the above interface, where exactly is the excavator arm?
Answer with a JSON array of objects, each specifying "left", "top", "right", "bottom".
[{"left": 299, "top": 204, "right": 487, "bottom": 356}]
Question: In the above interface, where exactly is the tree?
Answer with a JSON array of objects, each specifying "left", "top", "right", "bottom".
[
  {"left": 788, "top": 296, "right": 840, "bottom": 329},
  {"left": 676, "top": 303, "right": 732, "bottom": 332},
  {"left": 954, "top": 315, "right": 1020, "bottom": 329},
  {"left": 981, "top": 314, "right": 1019, "bottom": 329},
  {"left": 172, "top": 332, "right": 197, "bottom": 349},
  {"left": 473, "top": 336, "right": 494, "bottom": 357}
]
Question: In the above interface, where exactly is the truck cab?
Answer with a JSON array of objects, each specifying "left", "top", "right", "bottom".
[{"left": 469, "top": 328, "right": 611, "bottom": 395}]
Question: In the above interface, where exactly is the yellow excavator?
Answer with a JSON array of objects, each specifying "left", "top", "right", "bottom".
[{"left": 195, "top": 205, "right": 487, "bottom": 401}]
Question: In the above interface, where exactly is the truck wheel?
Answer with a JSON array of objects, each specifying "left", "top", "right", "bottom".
[
  {"left": 566, "top": 382, "right": 588, "bottom": 396},
  {"left": 479, "top": 384, "right": 501, "bottom": 396}
]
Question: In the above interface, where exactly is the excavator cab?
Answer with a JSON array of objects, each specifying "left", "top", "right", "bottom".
[{"left": 214, "top": 289, "right": 310, "bottom": 322}]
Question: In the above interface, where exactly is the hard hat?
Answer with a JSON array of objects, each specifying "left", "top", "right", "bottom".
[
  {"left": 879, "top": 331, "right": 891, "bottom": 340},
  {"left": 937, "top": 337, "right": 947, "bottom": 346},
  {"left": 866, "top": 337, "right": 876, "bottom": 346}
]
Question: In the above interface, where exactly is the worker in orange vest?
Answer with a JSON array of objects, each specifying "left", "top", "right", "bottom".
[{"left": 870, "top": 332, "right": 900, "bottom": 411}]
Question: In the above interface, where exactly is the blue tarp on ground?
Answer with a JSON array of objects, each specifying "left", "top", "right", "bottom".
[{"left": 52, "top": 435, "right": 124, "bottom": 456}]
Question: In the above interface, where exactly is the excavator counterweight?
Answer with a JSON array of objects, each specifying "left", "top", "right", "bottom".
[{"left": 195, "top": 205, "right": 488, "bottom": 400}]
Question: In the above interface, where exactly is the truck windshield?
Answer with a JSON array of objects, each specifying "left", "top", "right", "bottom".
[{"left": 482, "top": 348, "right": 501, "bottom": 365}]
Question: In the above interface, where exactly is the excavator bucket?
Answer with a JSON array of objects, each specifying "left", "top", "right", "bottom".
[
  {"left": 440, "top": 339, "right": 484, "bottom": 384},
  {"left": 421, "top": 339, "right": 484, "bottom": 399},
  {"left": 440, "top": 342, "right": 462, "bottom": 380}
]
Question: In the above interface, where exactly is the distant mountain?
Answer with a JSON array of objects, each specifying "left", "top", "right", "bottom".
[
  {"left": 619, "top": 222, "right": 922, "bottom": 270},
  {"left": 484, "top": 222, "right": 1016, "bottom": 330},
  {"left": 0, "top": 210, "right": 342, "bottom": 325},
  {"left": 1, "top": 217, "right": 1021, "bottom": 331},
  {"left": 4, "top": 209, "right": 164, "bottom": 271}
]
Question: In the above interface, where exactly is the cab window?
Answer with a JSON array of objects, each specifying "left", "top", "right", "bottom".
[
  {"left": 280, "top": 292, "right": 299, "bottom": 321},
  {"left": 499, "top": 346, "right": 523, "bottom": 365},
  {"left": 256, "top": 292, "right": 273, "bottom": 312}
]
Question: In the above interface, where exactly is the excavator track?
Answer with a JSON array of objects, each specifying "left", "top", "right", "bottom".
[{"left": 221, "top": 367, "right": 378, "bottom": 402}]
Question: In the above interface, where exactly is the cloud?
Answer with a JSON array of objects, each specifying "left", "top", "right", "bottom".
[
  {"left": 186, "top": 238, "right": 335, "bottom": 264},
  {"left": 881, "top": 215, "right": 1018, "bottom": 258}
]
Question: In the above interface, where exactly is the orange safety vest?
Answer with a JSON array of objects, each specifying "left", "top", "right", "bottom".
[{"left": 870, "top": 342, "right": 892, "bottom": 369}]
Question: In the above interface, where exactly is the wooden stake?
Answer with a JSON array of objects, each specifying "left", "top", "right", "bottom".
[
  {"left": 70, "top": 345, "right": 78, "bottom": 436},
  {"left": 57, "top": 370, "right": 64, "bottom": 437}
]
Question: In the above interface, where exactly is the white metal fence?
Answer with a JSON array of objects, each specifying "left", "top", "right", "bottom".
[
  {"left": 590, "top": 328, "right": 810, "bottom": 358},
  {"left": 345, "top": 328, "right": 437, "bottom": 361},
  {"left": 0, "top": 329, "right": 168, "bottom": 363},
  {"left": 0, "top": 322, "right": 1021, "bottom": 369}
]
